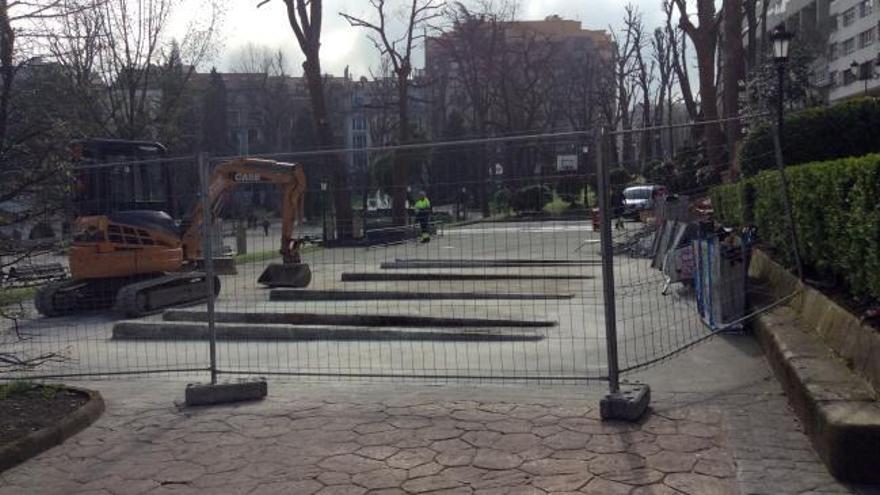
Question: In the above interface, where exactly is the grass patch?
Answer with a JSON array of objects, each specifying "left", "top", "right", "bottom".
[
  {"left": 543, "top": 194, "right": 571, "bottom": 216},
  {"left": 0, "top": 286, "right": 37, "bottom": 307},
  {"left": 0, "top": 381, "right": 34, "bottom": 400}
]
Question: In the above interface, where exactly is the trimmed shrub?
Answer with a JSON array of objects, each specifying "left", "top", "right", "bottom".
[
  {"left": 511, "top": 184, "right": 552, "bottom": 213},
  {"left": 712, "top": 153, "right": 880, "bottom": 300},
  {"left": 738, "top": 97, "right": 880, "bottom": 176},
  {"left": 645, "top": 145, "right": 722, "bottom": 194},
  {"left": 492, "top": 188, "right": 512, "bottom": 213},
  {"left": 555, "top": 179, "right": 583, "bottom": 204}
]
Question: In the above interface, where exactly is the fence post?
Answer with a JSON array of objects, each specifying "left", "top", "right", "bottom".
[
  {"left": 185, "top": 153, "right": 268, "bottom": 406},
  {"left": 198, "top": 152, "right": 218, "bottom": 385},
  {"left": 596, "top": 128, "right": 651, "bottom": 422},
  {"left": 770, "top": 127, "right": 804, "bottom": 281},
  {"left": 596, "top": 128, "right": 620, "bottom": 394}
]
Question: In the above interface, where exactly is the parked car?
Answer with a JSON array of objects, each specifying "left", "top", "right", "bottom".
[{"left": 622, "top": 185, "right": 666, "bottom": 218}]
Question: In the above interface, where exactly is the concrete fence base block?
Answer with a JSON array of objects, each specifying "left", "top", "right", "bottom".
[
  {"left": 600, "top": 382, "right": 651, "bottom": 422},
  {"left": 185, "top": 378, "right": 267, "bottom": 407}
]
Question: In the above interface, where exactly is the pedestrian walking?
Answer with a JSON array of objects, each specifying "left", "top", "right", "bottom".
[
  {"left": 413, "top": 190, "right": 431, "bottom": 243},
  {"left": 262, "top": 218, "right": 270, "bottom": 236}
]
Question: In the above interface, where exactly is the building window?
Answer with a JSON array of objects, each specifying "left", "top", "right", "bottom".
[
  {"left": 829, "top": 71, "right": 837, "bottom": 87},
  {"left": 829, "top": 42, "right": 839, "bottom": 59},
  {"left": 860, "top": 0, "right": 873, "bottom": 18},
  {"left": 352, "top": 116, "right": 366, "bottom": 131},
  {"left": 843, "top": 7, "right": 856, "bottom": 27},
  {"left": 843, "top": 37, "right": 856, "bottom": 56},
  {"left": 353, "top": 134, "right": 367, "bottom": 149},
  {"left": 859, "top": 27, "right": 875, "bottom": 48},
  {"left": 843, "top": 68, "right": 856, "bottom": 85}
]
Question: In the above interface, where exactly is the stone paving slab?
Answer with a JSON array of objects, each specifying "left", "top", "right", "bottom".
[
  {"left": 1, "top": 382, "right": 741, "bottom": 495},
  {"left": 3, "top": 337, "right": 877, "bottom": 495}
]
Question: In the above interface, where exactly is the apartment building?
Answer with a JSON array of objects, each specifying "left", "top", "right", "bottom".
[
  {"left": 827, "top": 0, "right": 880, "bottom": 99},
  {"left": 762, "top": 0, "right": 879, "bottom": 101}
]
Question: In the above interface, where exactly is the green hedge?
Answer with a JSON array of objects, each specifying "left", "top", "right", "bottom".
[
  {"left": 712, "top": 153, "right": 880, "bottom": 300},
  {"left": 738, "top": 97, "right": 880, "bottom": 176},
  {"left": 511, "top": 184, "right": 552, "bottom": 213}
]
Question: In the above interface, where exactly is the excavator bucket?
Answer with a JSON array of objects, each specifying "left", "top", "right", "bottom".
[{"left": 258, "top": 263, "right": 312, "bottom": 288}]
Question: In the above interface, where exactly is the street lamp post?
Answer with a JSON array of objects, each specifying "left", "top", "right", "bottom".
[
  {"left": 770, "top": 24, "right": 804, "bottom": 280},
  {"left": 772, "top": 25, "right": 792, "bottom": 143},
  {"left": 320, "top": 180, "right": 328, "bottom": 242},
  {"left": 851, "top": 54, "right": 880, "bottom": 96},
  {"left": 851, "top": 60, "right": 867, "bottom": 95}
]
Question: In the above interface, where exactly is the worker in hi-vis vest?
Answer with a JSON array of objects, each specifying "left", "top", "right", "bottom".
[{"left": 413, "top": 190, "right": 431, "bottom": 243}]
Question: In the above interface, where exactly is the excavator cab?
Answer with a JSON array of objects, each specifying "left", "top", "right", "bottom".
[{"left": 71, "top": 139, "right": 177, "bottom": 218}]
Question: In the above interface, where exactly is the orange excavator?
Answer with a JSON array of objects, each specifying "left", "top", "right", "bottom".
[{"left": 36, "top": 140, "right": 310, "bottom": 317}]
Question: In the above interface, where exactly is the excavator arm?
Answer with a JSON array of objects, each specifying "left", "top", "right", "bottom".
[{"left": 181, "top": 158, "right": 307, "bottom": 263}]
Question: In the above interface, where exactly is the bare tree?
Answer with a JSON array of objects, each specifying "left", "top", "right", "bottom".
[
  {"left": 0, "top": 0, "right": 92, "bottom": 371},
  {"left": 259, "top": 0, "right": 354, "bottom": 239},
  {"left": 340, "top": 0, "right": 444, "bottom": 225},
  {"left": 609, "top": 6, "right": 640, "bottom": 168},
  {"left": 667, "top": 1, "right": 697, "bottom": 124},
  {"left": 722, "top": 0, "right": 745, "bottom": 177},
  {"left": 652, "top": 22, "right": 676, "bottom": 158},
  {"left": 432, "top": 1, "right": 512, "bottom": 215},
  {"left": 673, "top": 0, "right": 724, "bottom": 169},
  {"left": 229, "top": 42, "right": 287, "bottom": 75},
  {"left": 623, "top": 5, "right": 654, "bottom": 168},
  {"left": 49, "top": 0, "right": 220, "bottom": 141}
]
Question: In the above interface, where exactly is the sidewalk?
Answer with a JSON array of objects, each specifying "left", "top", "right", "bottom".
[{"left": 0, "top": 336, "right": 866, "bottom": 495}]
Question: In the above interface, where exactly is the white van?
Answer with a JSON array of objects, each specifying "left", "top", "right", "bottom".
[{"left": 623, "top": 185, "right": 667, "bottom": 215}]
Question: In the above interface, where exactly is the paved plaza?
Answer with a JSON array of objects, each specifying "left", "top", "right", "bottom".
[{"left": 1, "top": 336, "right": 866, "bottom": 494}]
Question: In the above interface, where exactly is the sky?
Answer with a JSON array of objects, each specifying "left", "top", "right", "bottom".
[{"left": 184, "top": 0, "right": 671, "bottom": 77}]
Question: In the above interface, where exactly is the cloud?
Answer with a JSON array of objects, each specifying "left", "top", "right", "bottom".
[{"left": 196, "top": 0, "right": 675, "bottom": 76}]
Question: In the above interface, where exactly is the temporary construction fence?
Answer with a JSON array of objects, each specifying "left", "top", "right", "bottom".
[{"left": 0, "top": 118, "right": 800, "bottom": 393}]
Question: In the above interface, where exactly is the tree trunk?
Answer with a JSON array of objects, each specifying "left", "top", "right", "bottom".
[
  {"left": 391, "top": 71, "right": 411, "bottom": 226},
  {"left": 303, "top": 55, "right": 353, "bottom": 239},
  {"left": 0, "top": 0, "right": 13, "bottom": 148},
  {"left": 673, "top": 35, "right": 698, "bottom": 123},
  {"left": 677, "top": 0, "right": 724, "bottom": 168},
  {"left": 745, "top": 0, "right": 758, "bottom": 70},
  {"left": 759, "top": 0, "right": 769, "bottom": 64},
  {"left": 723, "top": 0, "right": 745, "bottom": 178},
  {"left": 695, "top": 40, "right": 723, "bottom": 168}
]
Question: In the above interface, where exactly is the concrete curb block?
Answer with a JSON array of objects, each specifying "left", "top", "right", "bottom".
[
  {"left": 113, "top": 321, "right": 546, "bottom": 342},
  {"left": 380, "top": 261, "right": 600, "bottom": 269},
  {"left": 749, "top": 250, "right": 880, "bottom": 483},
  {"left": 751, "top": 310, "right": 880, "bottom": 482},
  {"left": 0, "top": 387, "right": 104, "bottom": 473},
  {"left": 269, "top": 289, "right": 575, "bottom": 301},
  {"left": 162, "top": 310, "right": 556, "bottom": 328},
  {"left": 185, "top": 379, "right": 267, "bottom": 406},
  {"left": 750, "top": 250, "right": 880, "bottom": 391},
  {"left": 391, "top": 257, "right": 601, "bottom": 264},
  {"left": 341, "top": 272, "right": 594, "bottom": 282}
]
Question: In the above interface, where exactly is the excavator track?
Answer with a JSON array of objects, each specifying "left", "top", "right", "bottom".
[
  {"left": 114, "top": 272, "right": 221, "bottom": 318},
  {"left": 34, "top": 281, "right": 79, "bottom": 317},
  {"left": 34, "top": 278, "right": 126, "bottom": 317}
]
